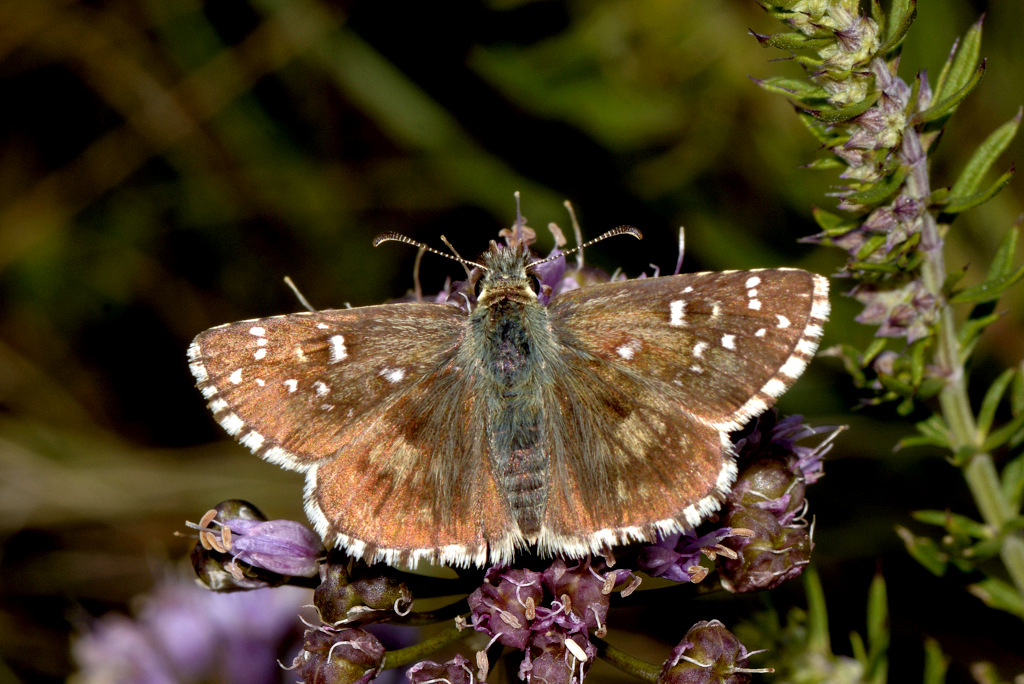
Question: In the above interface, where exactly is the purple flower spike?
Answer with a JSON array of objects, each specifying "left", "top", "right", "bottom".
[
  {"left": 541, "top": 558, "right": 624, "bottom": 634},
  {"left": 223, "top": 518, "right": 323, "bottom": 577},
  {"left": 638, "top": 529, "right": 734, "bottom": 584}
]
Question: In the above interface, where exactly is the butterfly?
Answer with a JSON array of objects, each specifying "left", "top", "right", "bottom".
[{"left": 188, "top": 225, "right": 829, "bottom": 568}]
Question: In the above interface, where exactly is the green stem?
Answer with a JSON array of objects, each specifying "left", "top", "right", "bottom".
[
  {"left": 906, "top": 129, "right": 1024, "bottom": 604},
  {"left": 593, "top": 636, "right": 661, "bottom": 682},
  {"left": 381, "top": 621, "right": 468, "bottom": 670}
]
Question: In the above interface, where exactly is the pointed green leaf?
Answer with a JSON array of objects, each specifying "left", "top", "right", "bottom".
[
  {"left": 941, "top": 166, "right": 1015, "bottom": 216},
  {"left": 949, "top": 259, "right": 1024, "bottom": 303},
  {"left": 804, "top": 568, "right": 831, "bottom": 654},
  {"left": 896, "top": 526, "right": 948, "bottom": 575},
  {"left": 913, "top": 415, "right": 953, "bottom": 449},
  {"left": 978, "top": 368, "right": 1016, "bottom": 438},
  {"left": 914, "top": 61, "right": 986, "bottom": 126},
  {"left": 948, "top": 109, "right": 1021, "bottom": 199},
  {"left": 804, "top": 157, "right": 846, "bottom": 171},
  {"left": 843, "top": 166, "right": 907, "bottom": 204},
  {"left": 811, "top": 93, "right": 880, "bottom": 123},
  {"left": 1013, "top": 362, "right": 1024, "bottom": 414},
  {"left": 922, "top": 638, "right": 949, "bottom": 684},
  {"left": 752, "top": 76, "right": 831, "bottom": 100},
  {"left": 1002, "top": 454, "right": 1024, "bottom": 511},
  {"left": 912, "top": 509, "right": 988, "bottom": 538},
  {"left": 942, "top": 263, "right": 968, "bottom": 294},
  {"left": 967, "top": 577, "right": 1024, "bottom": 618},
  {"left": 849, "top": 631, "right": 868, "bottom": 666},
  {"left": 958, "top": 311, "right": 1002, "bottom": 363},
  {"left": 751, "top": 30, "right": 834, "bottom": 51},
  {"left": 982, "top": 412, "right": 1024, "bottom": 452},
  {"left": 861, "top": 337, "right": 889, "bottom": 367},
  {"left": 934, "top": 16, "right": 984, "bottom": 102},
  {"left": 878, "top": 0, "right": 916, "bottom": 55},
  {"left": 988, "top": 226, "right": 1020, "bottom": 281},
  {"left": 866, "top": 573, "right": 889, "bottom": 683}
]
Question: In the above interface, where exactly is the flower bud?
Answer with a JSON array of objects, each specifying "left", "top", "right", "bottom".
[
  {"left": 292, "top": 627, "right": 385, "bottom": 684},
  {"left": 407, "top": 653, "right": 479, "bottom": 684},
  {"left": 657, "top": 620, "right": 753, "bottom": 684},
  {"left": 719, "top": 508, "right": 811, "bottom": 593},
  {"left": 467, "top": 567, "right": 543, "bottom": 650},
  {"left": 314, "top": 556, "right": 413, "bottom": 624}
]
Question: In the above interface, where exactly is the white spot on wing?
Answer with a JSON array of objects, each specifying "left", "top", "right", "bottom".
[
  {"left": 777, "top": 314, "right": 791, "bottom": 329},
  {"left": 617, "top": 345, "right": 635, "bottom": 360},
  {"left": 748, "top": 299, "right": 762, "bottom": 311},
  {"left": 693, "top": 341, "right": 708, "bottom": 358},
  {"left": 316, "top": 323, "right": 329, "bottom": 330},
  {"left": 229, "top": 368, "right": 243, "bottom": 384},
  {"left": 314, "top": 380, "right": 330, "bottom": 396},
  {"left": 284, "top": 379, "right": 298, "bottom": 392},
  {"left": 253, "top": 348, "right": 267, "bottom": 360},
  {"left": 669, "top": 300, "right": 686, "bottom": 326},
  {"left": 329, "top": 335, "right": 348, "bottom": 363},
  {"left": 249, "top": 327, "right": 266, "bottom": 336},
  {"left": 745, "top": 276, "right": 761, "bottom": 288},
  {"left": 721, "top": 334, "right": 736, "bottom": 350},
  {"left": 755, "top": 328, "right": 766, "bottom": 337},
  {"left": 380, "top": 368, "right": 405, "bottom": 383}
]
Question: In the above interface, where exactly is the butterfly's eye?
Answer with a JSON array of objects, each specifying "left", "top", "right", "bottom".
[{"left": 527, "top": 272, "right": 543, "bottom": 294}]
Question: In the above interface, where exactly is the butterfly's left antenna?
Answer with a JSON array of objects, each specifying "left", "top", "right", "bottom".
[
  {"left": 532, "top": 225, "right": 642, "bottom": 267},
  {"left": 283, "top": 276, "right": 317, "bottom": 312},
  {"left": 373, "top": 232, "right": 487, "bottom": 272}
]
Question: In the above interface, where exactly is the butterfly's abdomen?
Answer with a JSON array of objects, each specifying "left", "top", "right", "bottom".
[{"left": 472, "top": 300, "right": 551, "bottom": 537}]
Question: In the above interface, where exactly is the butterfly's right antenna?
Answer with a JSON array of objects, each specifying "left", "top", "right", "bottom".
[
  {"left": 674, "top": 225, "right": 686, "bottom": 276},
  {"left": 563, "top": 200, "right": 585, "bottom": 269},
  {"left": 531, "top": 225, "right": 642, "bottom": 267},
  {"left": 373, "top": 232, "right": 487, "bottom": 272}
]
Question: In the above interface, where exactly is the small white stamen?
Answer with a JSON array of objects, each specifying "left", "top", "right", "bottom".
[
  {"left": 721, "top": 334, "right": 736, "bottom": 350},
  {"left": 329, "top": 335, "right": 348, "bottom": 363}
]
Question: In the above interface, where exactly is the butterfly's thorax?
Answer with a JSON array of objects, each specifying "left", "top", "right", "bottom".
[{"left": 468, "top": 246, "right": 553, "bottom": 538}]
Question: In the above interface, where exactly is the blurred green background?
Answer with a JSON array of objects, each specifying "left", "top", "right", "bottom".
[{"left": 1, "top": 0, "right": 1022, "bottom": 682}]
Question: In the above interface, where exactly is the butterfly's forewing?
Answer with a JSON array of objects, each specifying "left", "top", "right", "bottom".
[
  {"left": 188, "top": 303, "right": 519, "bottom": 566},
  {"left": 539, "top": 268, "right": 829, "bottom": 548}
]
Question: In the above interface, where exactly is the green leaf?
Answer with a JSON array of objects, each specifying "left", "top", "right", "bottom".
[
  {"left": 843, "top": 166, "right": 907, "bottom": 204},
  {"left": 978, "top": 368, "right": 1016, "bottom": 438},
  {"left": 942, "top": 264, "right": 968, "bottom": 294},
  {"left": 948, "top": 109, "right": 1021, "bottom": 199},
  {"left": 949, "top": 259, "right": 1024, "bottom": 303},
  {"left": 810, "top": 93, "right": 880, "bottom": 124},
  {"left": 922, "top": 638, "right": 949, "bottom": 684},
  {"left": 803, "top": 567, "right": 832, "bottom": 654},
  {"left": 958, "top": 311, "right": 1002, "bottom": 363},
  {"left": 752, "top": 76, "right": 831, "bottom": 101},
  {"left": 933, "top": 16, "right": 984, "bottom": 103},
  {"left": 896, "top": 526, "right": 948, "bottom": 575},
  {"left": 751, "top": 30, "right": 834, "bottom": 51},
  {"left": 914, "top": 61, "right": 986, "bottom": 126},
  {"left": 1004, "top": 454, "right": 1024, "bottom": 511},
  {"left": 911, "top": 415, "right": 953, "bottom": 449},
  {"left": 941, "top": 166, "right": 1015, "bottom": 216},
  {"left": 878, "top": 0, "right": 916, "bottom": 55},
  {"left": 1013, "top": 361, "right": 1024, "bottom": 414},
  {"left": 982, "top": 412, "right": 1024, "bottom": 452},
  {"left": 865, "top": 573, "right": 889, "bottom": 683},
  {"left": 967, "top": 577, "right": 1024, "bottom": 618},
  {"left": 804, "top": 157, "right": 846, "bottom": 171},
  {"left": 912, "top": 509, "right": 988, "bottom": 539},
  {"left": 988, "top": 226, "right": 1020, "bottom": 281}
]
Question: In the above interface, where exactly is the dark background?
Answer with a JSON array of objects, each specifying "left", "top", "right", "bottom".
[{"left": 1, "top": 0, "right": 1022, "bottom": 682}]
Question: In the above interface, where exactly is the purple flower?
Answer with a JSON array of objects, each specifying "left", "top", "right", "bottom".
[
  {"left": 407, "top": 654, "right": 480, "bottom": 684},
  {"left": 223, "top": 518, "right": 323, "bottom": 577},
  {"left": 467, "top": 567, "right": 544, "bottom": 650},
  {"left": 72, "top": 576, "right": 307, "bottom": 684},
  {"left": 519, "top": 629, "right": 596, "bottom": 684},
  {"left": 637, "top": 529, "right": 734, "bottom": 584}
]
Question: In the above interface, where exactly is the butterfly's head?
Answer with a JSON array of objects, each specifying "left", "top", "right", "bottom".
[{"left": 475, "top": 240, "right": 542, "bottom": 306}]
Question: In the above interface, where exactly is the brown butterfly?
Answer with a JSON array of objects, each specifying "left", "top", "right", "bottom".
[{"left": 188, "top": 226, "right": 829, "bottom": 567}]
